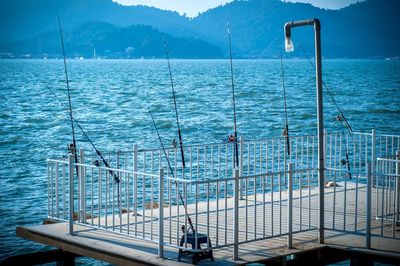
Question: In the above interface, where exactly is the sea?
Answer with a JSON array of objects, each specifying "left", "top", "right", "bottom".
[{"left": 0, "top": 59, "right": 399, "bottom": 263}]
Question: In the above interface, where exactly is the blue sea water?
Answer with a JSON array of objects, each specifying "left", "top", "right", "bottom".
[{"left": 0, "top": 59, "right": 399, "bottom": 261}]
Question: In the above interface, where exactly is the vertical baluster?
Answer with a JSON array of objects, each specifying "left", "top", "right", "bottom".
[
  {"left": 62, "top": 163, "right": 66, "bottom": 219},
  {"left": 190, "top": 146, "right": 193, "bottom": 196},
  {"left": 105, "top": 165, "right": 108, "bottom": 229},
  {"left": 91, "top": 158, "right": 94, "bottom": 226},
  {"left": 176, "top": 179, "right": 179, "bottom": 246},
  {"left": 262, "top": 174, "right": 266, "bottom": 238},
  {"left": 254, "top": 175, "right": 257, "bottom": 240},
  {"left": 98, "top": 168, "right": 102, "bottom": 228},
  {"left": 55, "top": 162, "right": 59, "bottom": 218},
  {"left": 47, "top": 161, "right": 51, "bottom": 217},
  {"left": 133, "top": 145, "right": 138, "bottom": 236}
]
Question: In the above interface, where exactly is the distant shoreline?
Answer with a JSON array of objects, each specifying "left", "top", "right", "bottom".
[{"left": 0, "top": 57, "right": 399, "bottom": 60}]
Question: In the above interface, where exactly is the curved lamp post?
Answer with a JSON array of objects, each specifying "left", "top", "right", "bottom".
[{"left": 284, "top": 19, "right": 325, "bottom": 244}]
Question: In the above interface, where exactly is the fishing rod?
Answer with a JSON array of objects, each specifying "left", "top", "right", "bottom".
[
  {"left": 50, "top": 89, "right": 120, "bottom": 184},
  {"left": 298, "top": 44, "right": 354, "bottom": 135},
  {"left": 58, "top": 15, "right": 79, "bottom": 178},
  {"left": 297, "top": 43, "right": 356, "bottom": 179},
  {"left": 147, "top": 105, "right": 194, "bottom": 232},
  {"left": 336, "top": 115, "right": 352, "bottom": 179},
  {"left": 227, "top": 21, "right": 239, "bottom": 168},
  {"left": 57, "top": 16, "right": 120, "bottom": 185},
  {"left": 280, "top": 52, "right": 290, "bottom": 156},
  {"left": 163, "top": 37, "right": 186, "bottom": 169}
]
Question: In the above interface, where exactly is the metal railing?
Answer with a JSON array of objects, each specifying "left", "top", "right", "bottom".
[
  {"left": 46, "top": 130, "right": 400, "bottom": 259},
  {"left": 375, "top": 152, "right": 400, "bottom": 238}
]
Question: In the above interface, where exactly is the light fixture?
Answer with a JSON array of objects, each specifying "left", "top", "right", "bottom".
[{"left": 285, "top": 36, "right": 294, "bottom": 52}]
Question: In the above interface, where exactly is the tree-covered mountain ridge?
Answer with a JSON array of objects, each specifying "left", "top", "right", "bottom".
[
  {"left": 0, "top": 22, "right": 223, "bottom": 59},
  {"left": 0, "top": 0, "right": 398, "bottom": 59}
]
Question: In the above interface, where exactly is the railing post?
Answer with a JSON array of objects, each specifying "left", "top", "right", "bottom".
[
  {"left": 366, "top": 163, "right": 372, "bottom": 249},
  {"left": 396, "top": 151, "right": 399, "bottom": 223},
  {"left": 239, "top": 136, "right": 244, "bottom": 199},
  {"left": 79, "top": 148, "right": 85, "bottom": 223},
  {"left": 233, "top": 168, "right": 239, "bottom": 260},
  {"left": 371, "top": 129, "right": 376, "bottom": 186},
  {"left": 68, "top": 154, "right": 74, "bottom": 235},
  {"left": 319, "top": 128, "right": 326, "bottom": 244},
  {"left": 133, "top": 144, "right": 138, "bottom": 221},
  {"left": 287, "top": 163, "right": 293, "bottom": 249},
  {"left": 158, "top": 168, "right": 164, "bottom": 258}
]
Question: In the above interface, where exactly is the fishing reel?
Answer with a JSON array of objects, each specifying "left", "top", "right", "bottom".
[
  {"left": 281, "top": 128, "right": 288, "bottom": 137},
  {"left": 178, "top": 225, "right": 214, "bottom": 265},
  {"left": 335, "top": 115, "right": 343, "bottom": 122},
  {"left": 67, "top": 143, "right": 76, "bottom": 154},
  {"left": 341, "top": 158, "right": 349, "bottom": 166}
]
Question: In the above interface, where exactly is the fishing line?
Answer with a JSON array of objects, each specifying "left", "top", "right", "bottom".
[
  {"left": 297, "top": 43, "right": 353, "bottom": 135},
  {"left": 226, "top": 21, "right": 239, "bottom": 168},
  {"left": 57, "top": 16, "right": 120, "bottom": 211},
  {"left": 146, "top": 104, "right": 195, "bottom": 232},
  {"left": 297, "top": 43, "right": 359, "bottom": 177},
  {"left": 50, "top": 89, "right": 121, "bottom": 184},
  {"left": 163, "top": 36, "right": 186, "bottom": 169}
]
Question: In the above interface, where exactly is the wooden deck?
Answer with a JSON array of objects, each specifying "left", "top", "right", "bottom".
[{"left": 17, "top": 183, "right": 400, "bottom": 265}]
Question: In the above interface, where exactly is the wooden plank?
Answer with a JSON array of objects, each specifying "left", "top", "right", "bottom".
[{"left": 16, "top": 224, "right": 186, "bottom": 266}]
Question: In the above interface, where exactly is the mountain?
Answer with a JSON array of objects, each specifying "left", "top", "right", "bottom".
[
  {"left": 0, "top": 0, "right": 399, "bottom": 59},
  {"left": 187, "top": 0, "right": 400, "bottom": 58},
  {"left": 0, "top": 0, "right": 189, "bottom": 42},
  {"left": 1, "top": 22, "right": 222, "bottom": 58}
]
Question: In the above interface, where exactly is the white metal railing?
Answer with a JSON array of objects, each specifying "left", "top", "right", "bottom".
[
  {"left": 375, "top": 152, "right": 400, "bottom": 238},
  {"left": 47, "top": 155, "right": 318, "bottom": 258},
  {"left": 46, "top": 130, "right": 400, "bottom": 259}
]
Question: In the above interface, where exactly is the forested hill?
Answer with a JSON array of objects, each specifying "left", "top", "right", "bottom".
[
  {"left": 1, "top": 22, "right": 222, "bottom": 59},
  {"left": 0, "top": 0, "right": 398, "bottom": 59}
]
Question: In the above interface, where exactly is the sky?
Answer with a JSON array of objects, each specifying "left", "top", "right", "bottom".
[{"left": 113, "top": 0, "right": 364, "bottom": 17}]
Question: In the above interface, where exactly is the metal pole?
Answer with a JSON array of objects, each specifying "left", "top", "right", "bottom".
[
  {"left": 371, "top": 129, "right": 376, "bottom": 187},
  {"left": 158, "top": 168, "right": 164, "bottom": 258},
  {"left": 239, "top": 136, "right": 244, "bottom": 199},
  {"left": 233, "top": 168, "right": 239, "bottom": 260},
  {"left": 396, "top": 151, "right": 399, "bottom": 222},
  {"left": 366, "top": 163, "right": 372, "bottom": 249},
  {"left": 80, "top": 148, "right": 85, "bottom": 223},
  {"left": 284, "top": 18, "right": 324, "bottom": 244},
  {"left": 68, "top": 154, "right": 74, "bottom": 235},
  {"left": 133, "top": 144, "right": 138, "bottom": 234},
  {"left": 287, "top": 163, "right": 293, "bottom": 249},
  {"left": 314, "top": 19, "right": 325, "bottom": 245}
]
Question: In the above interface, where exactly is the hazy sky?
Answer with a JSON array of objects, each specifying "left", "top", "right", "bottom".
[{"left": 113, "top": 0, "right": 364, "bottom": 17}]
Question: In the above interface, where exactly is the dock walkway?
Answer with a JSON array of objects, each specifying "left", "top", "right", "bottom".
[{"left": 17, "top": 183, "right": 400, "bottom": 265}]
